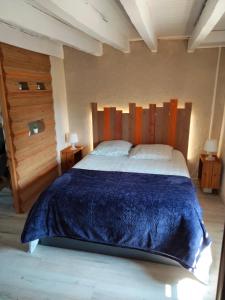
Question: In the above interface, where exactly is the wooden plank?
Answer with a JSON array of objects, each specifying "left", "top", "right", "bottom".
[
  {"left": 15, "top": 141, "right": 56, "bottom": 162},
  {"left": 110, "top": 107, "right": 116, "bottom": 140},
  {"left": 13, "top": 132, "right": 56, "bottom": 151},
  {"left": 4, "top": 66, "right": 51, "bottom": 81},
  {"left": 176, "top": 108, "right": 185, "bottom": 156},
  {"left": 142, "top": 109, "right": 149, "bottom": 144},
  {"left": 0, "top": 43, "right": 50, "bottom": 72},
  {"left": 129, "top": 103, "right": 136, "bottom": 144},
  {"left": 17, "top": 155, "right": 57, "bottom": 180},
  {"left": 162, "top": 102, "right": 170, "bottom": 144},
  {"left": 16, "top": 152, "right": 57, "bottom": 177},
  {"left": 135, "top": 106, "right": 143, "bottom": 144},
  {"left": 115, "top": 110, "right": 122, "bottom": 140},
  {"left": 168, "top": 99, "right": 178, "bottom": 147},
  {"left": 155, "top": 107, "right": 164, "bottom": 144},
  {"left": 175, "top": 103, "right": 192, "bottom": 158},
  {"left": 122, "top": 113, "right": 129, "bottom": 142},
  {"left": 97, "top": 111, "right": 104, "bottom": 143},
  {"left": 9, "top": 104, "right": 55, "bottom": 122},
  {"left": 149, "top": 104, "right": 156, "bottom": 144},
  {"left": 18, "top": 160, "right": 58, "bottom": 188},
  {"left": 91, "top": 103, "right": 98, "bottom": 148},
  {"left": 16, "top": 144, "right": 57, "bottom": 165},
  {"left": 20, "top": 166, "right": 58, "bottom": 213},
  {"left": 7, "top": 90, "right": 52, "bottom": 98},
  {"left": 103, "top": 107, "right": 111, "bottom": 141},
  {"left": 8, "top": 95, "right": 53, "bottom": 108}
]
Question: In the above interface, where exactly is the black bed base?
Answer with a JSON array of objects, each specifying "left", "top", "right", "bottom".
[{"left": 40, "top": 237, "right": 179, "bottom": 267}]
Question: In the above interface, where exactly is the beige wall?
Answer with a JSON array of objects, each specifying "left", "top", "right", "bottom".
[
  {"left": 63, "top": 40, "right": 219, "bottom": 177},
  {"left": 211, "top": 48, "right": 225, "bottom": 203},
  {"left": 50, "top": 56, "right": 70, "bottom": 162},
  {"left": 211, "top": 48, "right": 225, "bottom": 141}
]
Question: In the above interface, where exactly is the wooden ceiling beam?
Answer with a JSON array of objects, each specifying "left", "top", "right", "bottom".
[
  {"left": 188, "top": 0, "right": 225, "bottom": 52},
  {"left": 27, "top": 0, "right": 130, "bottom": 53},
  {"left": 0, "top": 0, "right": 102, "bottom": 56},
  {"left": 0, "top": 22, "right": 64, "bottom": 58},
  {"left": 120, "top": 0, "right": 157, "bottom": 52}
]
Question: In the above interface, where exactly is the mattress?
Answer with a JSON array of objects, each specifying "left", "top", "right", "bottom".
[{"left": 74, "top": 149, "right": 190, "bottom": 178}]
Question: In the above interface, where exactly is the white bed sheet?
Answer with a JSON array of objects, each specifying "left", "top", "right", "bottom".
[{"left": 74, "top": 149, "right": 190, "bottom": 178}]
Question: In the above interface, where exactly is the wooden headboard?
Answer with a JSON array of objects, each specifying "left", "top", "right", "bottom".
[{"left": 91, "top": 100, "right": 192, "bottom": 158}]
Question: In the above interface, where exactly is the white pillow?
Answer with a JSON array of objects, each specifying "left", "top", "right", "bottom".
[
  {"left": 129, "top": 144, "right": 173, "bottom": 160},
  {"left": 91, "top": 140, "right": 132, "bottom": 156}
]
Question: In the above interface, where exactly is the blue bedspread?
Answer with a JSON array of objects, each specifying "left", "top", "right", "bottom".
[{"left": 21, "top": 168, "right": 211, "bottom": 271}]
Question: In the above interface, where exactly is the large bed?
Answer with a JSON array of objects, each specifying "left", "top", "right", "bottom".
[{"left": 21, "top": 101, "right": 212, "bottom": 283}]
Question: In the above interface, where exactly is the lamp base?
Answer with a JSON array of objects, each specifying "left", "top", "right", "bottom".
[
  {"left": 71, "top": 144, "right": 77, "bottom": 150},
  {"left": 205, "top": 153, "right": 215, "bottom": 161}
]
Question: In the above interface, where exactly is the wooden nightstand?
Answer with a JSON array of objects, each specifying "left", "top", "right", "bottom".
[
  {"left": 61, "top": 146, "right": 85, "bottom": 173},
  {"left": 198, "top": 154, "right": 222, "bottom": 192}
]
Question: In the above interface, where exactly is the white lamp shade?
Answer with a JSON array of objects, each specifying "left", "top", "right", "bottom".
[
  {"left": 70, "top": 133, "right": 78, "bottom": 144},
  {"left": 204, "top": 139, "right": 217, "bottom": 153}
]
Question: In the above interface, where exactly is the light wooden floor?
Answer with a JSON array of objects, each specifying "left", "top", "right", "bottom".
[{"left": 0, "top": 187, "right": 225, "bottom": 300}]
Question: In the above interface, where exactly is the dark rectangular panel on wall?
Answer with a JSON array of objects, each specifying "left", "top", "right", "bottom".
[
  {"left": 0, "top": 43, "right": 58, "bottom": 213},
  {"left": 91, "top": 100, "right": 192, "bottom": 159}
]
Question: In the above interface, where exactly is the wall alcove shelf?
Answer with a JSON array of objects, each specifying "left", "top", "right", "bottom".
[{"left": 0, "top": 43, "right": 58, "bottom": 213}]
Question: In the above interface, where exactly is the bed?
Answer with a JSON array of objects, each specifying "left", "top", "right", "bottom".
[{"left": 21, "top": 100, "right": 212, "bottom": 283}]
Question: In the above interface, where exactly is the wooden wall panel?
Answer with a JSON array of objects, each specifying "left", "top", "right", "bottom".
[
  {"left": 0, "top": 43, "right": 58, "bottom": 213},
  {"left": 91, "top": 100, "right": 192, "bottom": 158}
]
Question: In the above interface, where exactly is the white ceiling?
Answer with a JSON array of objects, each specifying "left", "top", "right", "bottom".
[
  {"left": 0, "top": 0, "right": 224, "bottom": 57},
  {"left": 214, "top": 12, "right": 225, "bottom": 30},
  {"left": 147, "top": 0, "right": 206, "bottom": 38}
]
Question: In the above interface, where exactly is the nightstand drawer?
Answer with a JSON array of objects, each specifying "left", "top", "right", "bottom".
[
  {"left": 211, "top": 162, "right": 222, "bottom": 189},
  {"left": 201, "top": 163, "right": 213, "bottom": 188},
  {"left": 198, "top": 154, "right": 222, "bottom": 191},
  {"left": 61, "top": 146, "right": 85, "bottom": 173}
]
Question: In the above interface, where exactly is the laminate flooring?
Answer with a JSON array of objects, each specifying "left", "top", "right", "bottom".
[{"left": 0, "top": 188, "right": 224, "bottom": 300}]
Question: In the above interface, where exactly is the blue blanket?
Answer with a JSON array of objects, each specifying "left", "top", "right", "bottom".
[{"left": 21, "top": 168, "right": 211, "bottom": 271}]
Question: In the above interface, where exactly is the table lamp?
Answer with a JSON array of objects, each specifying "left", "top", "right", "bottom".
[
  {"left": 204, "top": 139, "right": 217, "bottom": 160},
  {"left": 70, "top": 133, "right": 78, "bottom": 149}
]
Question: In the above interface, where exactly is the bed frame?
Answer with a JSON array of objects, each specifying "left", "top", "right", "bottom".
[
  {"left": 30, "top": 99, "right": 192, "bottom": 268},
  {"left": 91, "top": 99, "right": 192, "bottom": 159}
]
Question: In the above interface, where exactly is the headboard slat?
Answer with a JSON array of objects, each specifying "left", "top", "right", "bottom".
[
  {"left": 91, "top": 100, "right": 192, "bottom": 159},
  {"left": 168, "top": 99, "right": 178, "bottom": 147},
  {"left": 135, "top": 106, "right": 143, "bottom": 145},
  {"left": 115, "top": 110, "right": 122, "bottom": 140},
  {"left": 149, "top": 104, "right": 156, "bottom": 144}
]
